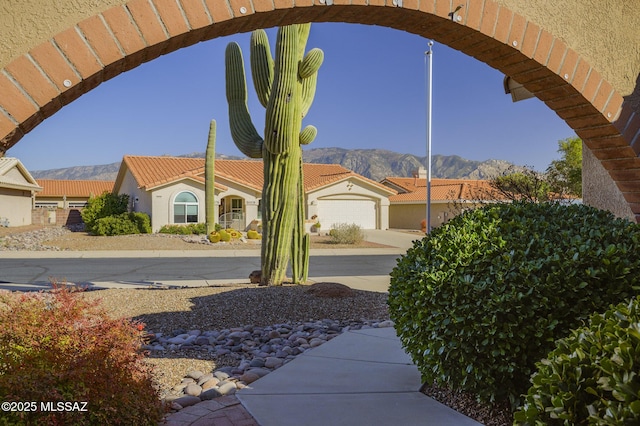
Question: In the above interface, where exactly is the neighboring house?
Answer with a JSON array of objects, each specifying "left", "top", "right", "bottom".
[
  {"left": 35, "top": 179, "right": 115, "bottom": 209},
  {"left": 0, "top": 157, "right": 42, "bottom": 227},
  {"left": 113, "top": 155, "right": 396, "bottom": 232},
  {"left": 381, "top": 168, "right": 506, "bottom": 230}
]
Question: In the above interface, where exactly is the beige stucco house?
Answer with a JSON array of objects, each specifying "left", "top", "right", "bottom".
[
  {"left": 113, "top": 156, "right": 396, "bottom": 233},
  {"left": 381, "top": 169, "right": 507, "bottom": 230},
  {"left": 0, "top": 157, "right": 42, "bottom": 227}
]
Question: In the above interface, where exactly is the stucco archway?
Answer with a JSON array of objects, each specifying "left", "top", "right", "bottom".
[{"left": 1, "top": 1, "right": 639, "bottom": 218}]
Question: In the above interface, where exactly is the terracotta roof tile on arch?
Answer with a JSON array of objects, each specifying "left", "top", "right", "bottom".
[
  {"left": 120, "top": 155, "right": 396, "bottom": 194},
  {"left": 36, "top": 179, "right": 114, "bottom": 197}
]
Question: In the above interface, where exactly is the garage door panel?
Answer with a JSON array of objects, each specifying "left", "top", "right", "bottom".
[{"left": 317, "top": 199, "right": 376, "bottom": 229}]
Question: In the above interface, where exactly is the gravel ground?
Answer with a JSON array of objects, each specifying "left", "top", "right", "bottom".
[
  {"left": 1, "top": 225, "right": 513, "bottom": 424},
  {"left": 78, "top": 284, "right": 390, "bottom": 400}
]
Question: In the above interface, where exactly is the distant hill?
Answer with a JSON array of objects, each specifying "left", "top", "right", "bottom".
[
  {"left": 29, "top": 153, "right": 243, "bottom": 181},
  {"left": 302, "top": 148, "right": 515, "bottom": 181},
  {"left": 30, "top": 148, "right": 516, "bottom": 182}
]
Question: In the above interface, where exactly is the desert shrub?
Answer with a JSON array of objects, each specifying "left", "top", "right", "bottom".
[
  {"left": 81, "top": 192, "right": 129, "bottom": 234},
  {"left": 0, "top": 287, "right": 166, "bottom": 425},
  {"left": 159, "top": 223, "right": 208, "bottom": 235},
  {"left": 514, "top": 296, "right": 640, "bottom": 425},
  {"left": 247, "top": 230, "right": 262, "bottom": 240},
  {"left": 93, "top": 212, "right": 151, "bottom": 236},
  {"left": 388, "top": 201, "right": 640, "bottom": 407},
  {"left": 328, "top": 223, "right": 364, "bottom": 244},
  {"left": 130, "top": 212, "right": 152, "bottom": 234}
]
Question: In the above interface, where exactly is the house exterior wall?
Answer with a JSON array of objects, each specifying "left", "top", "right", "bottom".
[
  {"left": 306, "top": 178, "right": 391, "bottom": 230},
  {"left": 149, "top": 181, "right": 205, "bottom": 233},
  {"left": 118, "top": 170, "right": 149, "bottom": 213},
  {"left": 389, "top": 203, "right": 455, "bottom": 230},
  {"left": 582, "top": 143, "right": 635, "bottom": 221},
  {"left": 0, "top": 188, "right": 33, "bottom": 226}
]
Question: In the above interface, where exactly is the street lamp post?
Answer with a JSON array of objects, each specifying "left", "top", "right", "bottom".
[{"left": 425, "top": 41, "right": 434, "bottom": 234}]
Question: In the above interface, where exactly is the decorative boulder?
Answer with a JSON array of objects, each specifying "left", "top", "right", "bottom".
[
  {"left": 305, "top": 282, "right": 355, "bottom": 298},
  {"left": 249, "top": 270, "right": 262, "bottom": 284}
]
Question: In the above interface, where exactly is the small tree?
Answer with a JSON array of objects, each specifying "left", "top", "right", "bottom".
[
  {"left": 547, "top": 136, "right": 582, "bottom": 197},
  {"left": 491, "top": 166, "right": 552, "bottom": 202},
  {"left": 81, "top": 192, "right": 129, "bottom": 234}
]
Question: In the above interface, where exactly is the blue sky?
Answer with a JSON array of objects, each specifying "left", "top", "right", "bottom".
[{"left": 8, "top": 22, "right": 576, "bottom": 173}]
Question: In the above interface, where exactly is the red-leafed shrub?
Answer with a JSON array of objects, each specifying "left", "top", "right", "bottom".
[{"left": 0, "top": 286, "right": 166, "bottom": 425}]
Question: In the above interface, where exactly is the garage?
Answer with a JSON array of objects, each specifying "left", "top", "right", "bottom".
[{"left": 316, "top": 198, "right": 377, "bottom": 229}]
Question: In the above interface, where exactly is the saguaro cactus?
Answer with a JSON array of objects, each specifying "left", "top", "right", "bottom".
[
  {"left": 205, "top": 119, "right": 216, "bottom": 234},
  {"left": 225, "top": 24, "right": 323, "bottom": 286}
]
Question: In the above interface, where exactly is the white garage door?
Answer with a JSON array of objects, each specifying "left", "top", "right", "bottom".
[{"left": 317, "top": 199, "right": 377, "bottom": 229}]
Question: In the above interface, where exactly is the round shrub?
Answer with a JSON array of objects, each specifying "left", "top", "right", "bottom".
[
  {"left": 0, "top": 287, "right": 166, "bottom": 425},
  {"left": 93, "top": 213, "right": 140, "bottom": 236},
  {"left": 388, "top": 202, "right": 640, "bottom": 406},
  {"left": 328, "top": 223, "right": 364, "bottom": 244},
  {"left": 93, "top": 212, "right": 151, "bottom": 236},
  {"left": 515, "top": 296, "right": 640, "bottom": 425}
]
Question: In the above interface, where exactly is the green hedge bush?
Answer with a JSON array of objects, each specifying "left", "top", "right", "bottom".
[
  {"left": 81, "top": 192, "right": 129, "bottom": 234},
  {"left": 514, "top": 296, "right": 640, "bottom": 425},
  {"left": 0, "top": 286, "right": 166, "bottom": 425},
  {"left": 388, "top": 202, "right": 640, "bottom": 406},
  {"left": 93, "top": 212, "right": 151, "bottom": 236},
  {"left": 158, "top": 223, "right": 209, "bottom": 235}
]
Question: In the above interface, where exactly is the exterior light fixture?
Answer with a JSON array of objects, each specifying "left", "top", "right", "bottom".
[{"left": 503, "top": 76, "right": 534, "bottom": 102}]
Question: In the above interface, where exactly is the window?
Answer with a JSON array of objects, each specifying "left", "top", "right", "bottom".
[
  {"left": 231, "top": 198, "right": 243, "bottom": 213},
  {"left": 174, "top": 192, "right": 198, "bottom": 223}
]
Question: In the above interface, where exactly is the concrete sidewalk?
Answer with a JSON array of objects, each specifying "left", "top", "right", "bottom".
[{"left": 164, "top": 327, "right": 482, "bottom": 426}]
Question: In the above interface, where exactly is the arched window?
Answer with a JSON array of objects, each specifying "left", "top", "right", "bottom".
[{"left": 174, "top": 192, "right": 198, "bottom": 223}]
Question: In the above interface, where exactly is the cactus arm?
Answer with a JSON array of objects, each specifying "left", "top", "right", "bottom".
[
  {"left": 301, "top": 232, "right": 310, "bottom": 282},
  {"left": 297, "top": 24, "right": 311, "bottom": 59},
  {"left": 205, "top": 119, "right": 217, "bottom": 234},
  {"left": 225, "top": 42, "right": 264, "bottom": 159},
  {"left": 300, "top": 72, "right": 318, "bottom": 118},
  {"left": 299, "top": 125, "right": 317, "bottom": 145},
  {"left": 263, "top": 26, "right": 300, "bottom": 155},
  {"left": 299, "top": 48, "right": 323, "bottom": 79},
  {"left": 250, "top": 30, "right": 274, "bottom": 108}
]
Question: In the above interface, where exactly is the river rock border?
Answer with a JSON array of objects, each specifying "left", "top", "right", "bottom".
[{"left": 146, "top": 319, "right": 395, "bottom": 411}]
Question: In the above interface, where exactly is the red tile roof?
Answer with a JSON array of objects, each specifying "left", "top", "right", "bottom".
[
  {"left": 382, "top": 177, "right": 506, "bottom": 203},
  {"left": 36, "top": 179, "right": 114, "bottom": 197},
  {"left": 120, "top": 156, "right": 395, "bottom": 194}
]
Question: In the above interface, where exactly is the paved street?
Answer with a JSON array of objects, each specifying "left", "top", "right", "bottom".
[
  {"left": 0, "top": 230, "right": 420, "bottom": 292},
  {"left": 0, "top": 253, "right": 400, "bottom": 287}
]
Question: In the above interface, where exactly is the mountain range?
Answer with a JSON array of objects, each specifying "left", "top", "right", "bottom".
[{"left": 30, "top": 148, "right": 516, "bottom": 182}]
